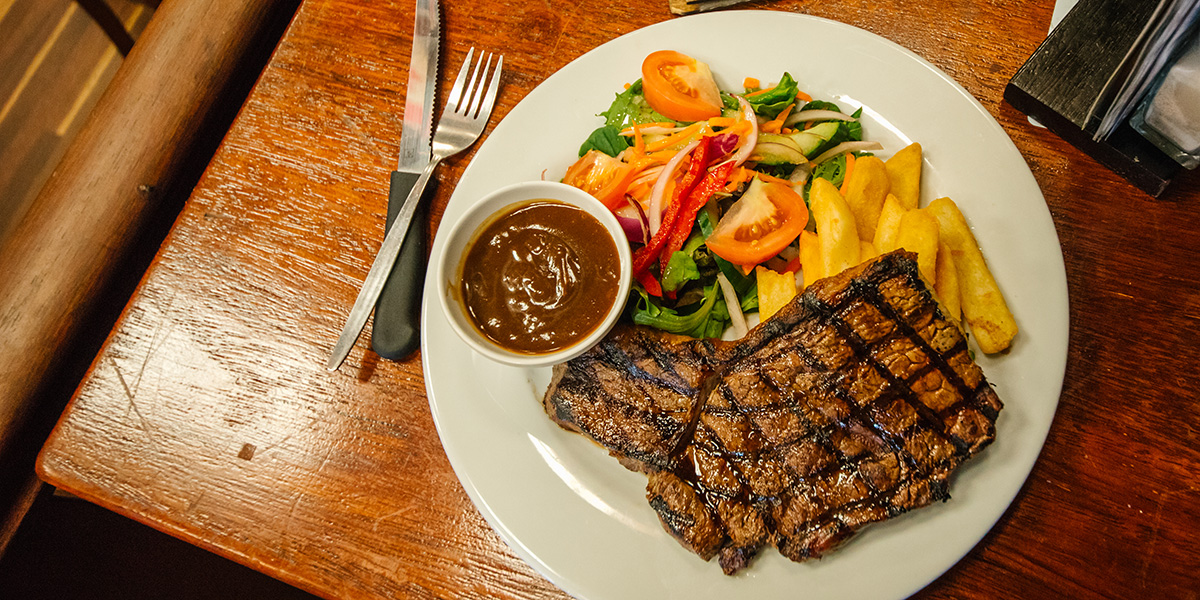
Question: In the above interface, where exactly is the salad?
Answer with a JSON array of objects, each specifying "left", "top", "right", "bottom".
[{"left": 561, "top": 50, "right": 882, "bottom": 340}]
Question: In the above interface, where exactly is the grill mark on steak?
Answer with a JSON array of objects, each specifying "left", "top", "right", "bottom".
[
  {"left": 544, "top": 326, "right": 713, "bottom": 472},
  {"left": 543, "top": 251, "right": 1002, "bottom": 574}
]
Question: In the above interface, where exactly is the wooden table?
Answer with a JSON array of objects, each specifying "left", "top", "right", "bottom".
[{"left": 35, "top": 0, "right": 1200, "bottom": 598}]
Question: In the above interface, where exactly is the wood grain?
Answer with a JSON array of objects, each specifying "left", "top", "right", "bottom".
[
  {"left": 0, "top": 0, "right": 297, "bottom": 550},
  {"left": 35, "top": 0, "right": 1200, "bottom": 598}
]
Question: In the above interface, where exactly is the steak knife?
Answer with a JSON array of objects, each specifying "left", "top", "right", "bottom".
[{"left": 370, "top": 0, "right": 440, "bottom": 361}]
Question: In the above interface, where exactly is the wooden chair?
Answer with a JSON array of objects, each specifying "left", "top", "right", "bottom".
[
  {"left": 74, "top": 0, "right": 162, "bottom": 56},
  {"left": 0, "top": 0, "right": 300, "bottom": 557}
]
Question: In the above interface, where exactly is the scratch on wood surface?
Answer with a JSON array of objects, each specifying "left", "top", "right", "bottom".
[
  {"left": 1138, "top": 485, "right": 1200, "bottom": 587},
  {"left": 287, "top": 491, "right": 303, "bottom": 519},
  {"left": 108, "top": 354, "right": 159, "bottom": 444},
  {"left": 315, "top": 445, "right": 335, "bottom": 474},
  {"left": 186, "top": 489, "right": 207, "bottom": 514},
  {"left": 125, "top": 296, "right": 176, "bottom": 399},
  {"left": 278, "top": 490, "right": 305, "bottom": 540},
  {"left": 371, "top": 505, "right": 411, "bottom": 533},
  {"left": 541, "top": 2, "right": 565, "bottom": 62},
  {"left": 341, "top": 109, "right": 391, "bottom": 166}
]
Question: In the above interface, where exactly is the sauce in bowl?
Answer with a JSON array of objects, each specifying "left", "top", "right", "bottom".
[{"left": 459, "top": 200, "right": 621, "bottom": 354}]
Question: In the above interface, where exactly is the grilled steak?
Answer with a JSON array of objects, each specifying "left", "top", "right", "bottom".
[{"left": 543, "top": 251, "right": 1002, "bottom": 574}]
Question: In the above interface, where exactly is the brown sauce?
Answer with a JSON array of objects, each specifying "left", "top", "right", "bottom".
[{"left": 460, "top": 200, "right": 621, "bottom": 354}]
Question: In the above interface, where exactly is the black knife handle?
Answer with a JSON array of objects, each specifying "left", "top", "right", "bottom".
[{"left": 371, "top": 170, "right": 430, "bottom": 360}]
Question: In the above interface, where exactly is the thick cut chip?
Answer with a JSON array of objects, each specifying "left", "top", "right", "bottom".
[
  {"left": 885, "top": 142, "right": 922, "bottom": 210},
  {"left": 896, "top": 208, "right": 939, "bottom": 284},
  {"left": 810, "top": 177, "right": 860, "bottom": 277},
  {"left": 799, "top": 230, "right": 822, "bottom": 289},
  {"left": 873, "top": 194, "right": 905, "bottom": 254},
  {"left": 926, "top": 197, "right": 1016, "bottom": 353},
  {"left": 934, "top": 241, "right": 962, "bottom": 323},
  {"left": 756, "top": 266, "right": 797, "bottom": 321},
  {"left": 842, "top": 155, "right": 890, "bottom": 242}
]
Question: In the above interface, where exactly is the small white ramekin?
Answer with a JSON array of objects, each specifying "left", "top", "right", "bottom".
[{"left": 434, "top": 181, "right": 632, "bottom": 367}]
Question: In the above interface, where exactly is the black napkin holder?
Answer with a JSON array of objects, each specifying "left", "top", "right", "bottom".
[{"left": 1004, "top": 0, "right": 1183, "bottom": 197}]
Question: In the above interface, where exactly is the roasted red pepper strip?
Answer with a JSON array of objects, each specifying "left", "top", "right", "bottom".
[
  {"left": 636, "top": 269, "right": 663, "bottom": 297},
  {"left": 631, "top": 137, "right": 712, "bottom": 277},
  {"left": 660, "top": 159, "right": 736, "bottom": 266},
  {"left": 785, "top": 255, "right": 802, "bottom": 273}
]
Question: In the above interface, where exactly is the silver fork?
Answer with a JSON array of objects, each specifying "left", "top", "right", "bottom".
[{"left": 328, "top": 48, "right": 503, "bottom": 370}]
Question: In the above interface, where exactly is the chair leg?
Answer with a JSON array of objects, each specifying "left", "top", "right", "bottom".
[{"left": 74, "top": 0, "right": 135, "bottom": 56}]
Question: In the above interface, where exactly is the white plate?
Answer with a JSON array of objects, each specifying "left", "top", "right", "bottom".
[{"left": 421, "top": 11, "right": 1067, "bottom": 600}]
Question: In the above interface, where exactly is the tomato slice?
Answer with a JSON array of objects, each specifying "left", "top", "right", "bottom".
[
  {"left": 706, "top": 177, "right": 809, "bottom": 266},
  {"left": 563, "top": 150, "right": 635, "bottom": 209},
  {"left": 641, "top": 50, "right": 723, "bottom": 123}
]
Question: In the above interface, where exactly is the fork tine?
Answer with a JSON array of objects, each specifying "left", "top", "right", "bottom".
[
  {"left": 474, "top": 55, "right": 502, "bottom": 121},
  {"left": 462, "top": 52, "right": 490, "bottom": 117},
  {"left": 446, "top": 47, "right": 475, "bottom": 110}
]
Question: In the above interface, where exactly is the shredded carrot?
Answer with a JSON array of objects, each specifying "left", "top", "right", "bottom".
[
  {"left": 745, "top": 87, "right": 774, "bottom": 99},
  {"left": 628, "top": 155, "right": 658, "bottom": 173},
  {"left": 721, "top": 167, "right": 795, "bottom": 192},
  {"left": 624, "top": 82, "right": 632, "bottom": 90},
  {"left": 708, "top": 116, "right": 737, "bottom": 129},
  {"left": 631, "top": 123, "right": 646, "bottom": 156},
  {"left": 645, "top": 122, "right": 704, "bottom": 152},
  {"left": 743, "top": 76, "right": 761, "bottom": 90},
  {"left": 760, "top": 102, "right": 795, "bottom": 134},
  {"left": 646, "top": 149, "right": 683, "bottom": 163},
  {"left": 721, "top": 119, "right": 752, "bottom": 139},
  {"left": 839, "top": 152, "right": 857, "bottom": 195},
  {"left": 623, "top": 158, "right": 665, "bottom": 204},
  {"left": 796, "top": 89, "right": 812, "bottom": 103},
  {"left": 724, "top": 166, "right": 755, "bottom": 191},
  {"left": 755, "top": 171, "right": 796, "bottom": 186},
  {"left": 620, "top": 121, "right": 677, "bottom": 135},
  {"left": 775, "top": 103, "right": 795, "bottom": 124},
  {"left": 626, "top": 180, "right": 654, "bottom": 203}
]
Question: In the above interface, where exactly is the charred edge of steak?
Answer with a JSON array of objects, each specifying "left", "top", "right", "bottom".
[
  {"left": 646, "top": 470, "right": 723, "bottom": 560},
  {"left": 546, "top": 251, "right": 1003, "bottom": 574},
  {"left": 542, "top": 326, "right": 714, "bottom": 472}
]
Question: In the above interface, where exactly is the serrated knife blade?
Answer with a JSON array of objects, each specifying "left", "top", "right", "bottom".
[
  {"left": 397, "top": 0, "right": 438, "bottom": 173},
  {"left": 368, "top": 0, "right": 440, "bottom": 361}
]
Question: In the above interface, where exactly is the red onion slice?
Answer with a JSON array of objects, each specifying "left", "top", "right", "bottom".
[
  {"left": 620, "top": 194, "right": 650, "bottom": 244},
  {"left": 648, "top": 139, "right": 701, "bottom": 235},
  {"left": 616, "top": 215, "right": 647, "bottom": 245},
  {"left": 731, "top": 96, "right": 759, "bottom": 167},
  {"left": 716, "top": 272, "right": 748, "bottom": 339},
  {"left": 783, "top": 109, "right": 858, "bottom": 127},
  {"left": 810, "top": 140, "right": 884, "bottom": 166}
]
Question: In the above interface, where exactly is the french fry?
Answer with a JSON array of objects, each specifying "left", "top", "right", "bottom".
[
  {"left": 842, "top": 155, "right": 890, "bottom": 242},
  {"left": 873, "top": 194, "right": 905, "bottom": 254},
  {"left": 885, "top": 142, "right": 922, "bottom": 210},
  {"left": 799, "top": 230, "right": 822, "bottom": 289},
  {"left": 755, "top": 266, "right": 797, "bottom": 321},
  {"left": 860, "top": 240, "right": 878, "bottom": 261},
  {"left": 934, "top": 241, "right": 961, "bottom": 323},
  {"left": 896, "top": 207, "right": 939, "bottom": 285},
  {"left": 809, "top": 177, "right": 860, "bottom": 276},
  {"left": 926, "top": 197, "right": 1017, "bottom": 353}
]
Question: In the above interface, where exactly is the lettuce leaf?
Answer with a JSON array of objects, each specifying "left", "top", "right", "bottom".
[
  {"left": 745, "top": 72, "right": 799, "bottom": 119},
  {"left": 661, "top": 251, "right": 701, "bottom": 293},
  {"left": 578, "top": 125, "right": 630, "bottom": 157},
  {"left": 629, "top": 282, "right": 720, "bottom": 335},
  {"left": 601, "top": 79, "right": 671, "bottom": 129}
]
